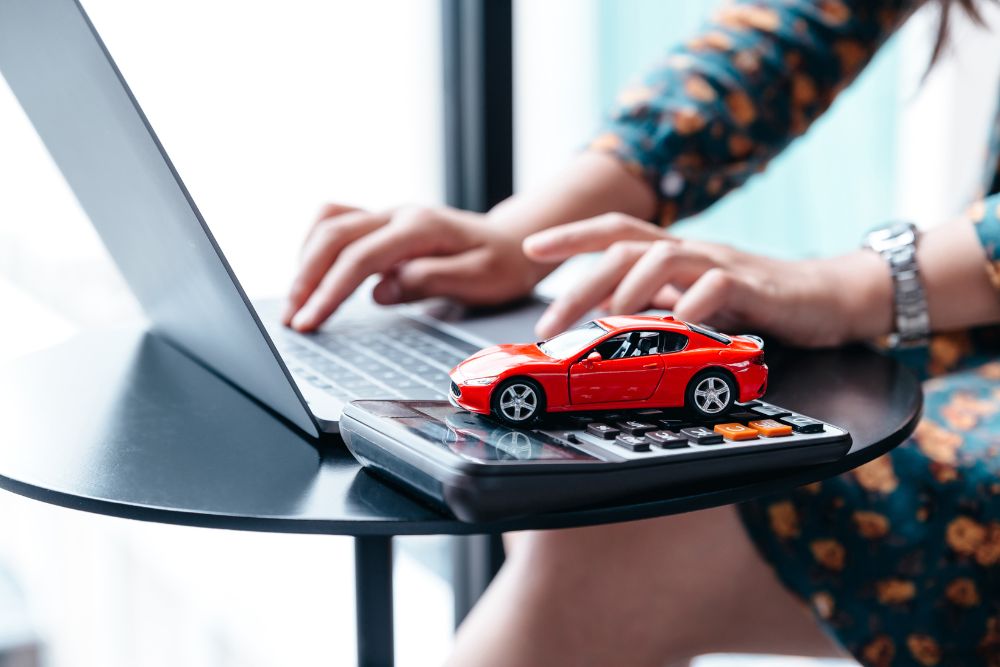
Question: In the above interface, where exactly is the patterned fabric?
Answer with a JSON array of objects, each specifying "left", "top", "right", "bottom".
[
  {"left": 591, "top": 0, "right": 919, "bottom": 226},
  {"left": 589, "top": 1, "right": 1000, "bottom": 665}
]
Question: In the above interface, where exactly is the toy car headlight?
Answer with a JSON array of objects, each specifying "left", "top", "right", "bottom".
[{"left": 463, "top": 376, "right": 498, "bottom": 386}]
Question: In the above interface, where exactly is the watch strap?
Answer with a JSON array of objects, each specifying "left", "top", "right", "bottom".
[{"left": 864, "top": 222, "right": 930, "bottom": 348}]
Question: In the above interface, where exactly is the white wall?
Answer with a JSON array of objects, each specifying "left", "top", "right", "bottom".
[
  {"left": 895, "top": 2, "right": 1000, "bottom": 226},
  {"left": 0, "top": 0, "right": 444, "bottom": 319}
]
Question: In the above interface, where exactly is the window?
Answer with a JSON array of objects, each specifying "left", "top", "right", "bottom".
[
  {"left": 660, "top": 331, "right": 688, "bottom": 353},
  {"left": 539, "top": 321, "right": 606, "bottom": 358},
  {"left": 593, "top": 330, "right": 660, "bottom": 359}
]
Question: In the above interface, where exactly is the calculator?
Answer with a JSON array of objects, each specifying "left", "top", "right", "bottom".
[{"left": 340, "top": 400, "right": 851, "bottom": 522}]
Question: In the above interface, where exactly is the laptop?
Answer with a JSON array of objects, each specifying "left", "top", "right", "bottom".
[{"left": 0, "top": 0, "right": 546, "bottom": 437}]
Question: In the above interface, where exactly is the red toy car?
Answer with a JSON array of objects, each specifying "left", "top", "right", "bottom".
[{"left": 448, "top": 315, "right": 767, "bottom": 426}]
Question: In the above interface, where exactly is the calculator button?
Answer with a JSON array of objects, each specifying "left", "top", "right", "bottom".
[
  {"left": 748, "top": 419, "right": 793, "bottom": 437},
  {"left": 749, "top": 403, "right": 791, "bottom": 418},
  {"left": 726, "top": 411, "right": 761, "bottom": 422},
  {"left": 778, "top": 414, "right": 825, "bottom": 433},
  {"left": 646, "top": 430, "right": 689, "bottom": 448},
  {"left": 679, "top": 427, "right": 724, "bottom": 445},
  {"left": 617, "top": 420, "right": 657, "bottom": 436},
  {"left": 587, "top": 423, "right": 620, "bottom": 440},
  {"left": 736, "top": 400, "right": 761, "bottom": 408},
  {"left": 713, "top": 423, "right": 759, "bottom": 441},
  {"left": 657, "top": 419, "right": 693, "bottom": 431},
  {"left": 615, "top": 434, "right": 651, "bottom": 452}
]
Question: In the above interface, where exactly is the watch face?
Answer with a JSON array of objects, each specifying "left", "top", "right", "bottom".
[{"left": 866, "top": 222, "right": 917, "bottom": 251}]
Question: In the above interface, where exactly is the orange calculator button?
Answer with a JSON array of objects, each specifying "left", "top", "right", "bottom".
[
  {"left": 713, "top": 423, "right": 759, "bottom": 441},
  {"left": 748, "top": 419, "right": 793, "bottom": 437}
]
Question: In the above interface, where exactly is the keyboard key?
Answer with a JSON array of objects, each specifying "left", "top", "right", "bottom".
[
  {"left": 748, "top": 419, "right": 793, "bottom": 437},
  {"left": 614, "top": 434, "right": 651, "bottom": 452},
  {"left": 646, "top": 430, "right": 689, "bottom": 449},
  {"left": 680, "top": 427, "right": 724, "bottom": 445},
  {"left": 616, "top": 420, "right": 657, "bottom": 436},
  {"left": 713, "top": 423, "right": 759, "bottom": 441},
  {"left": 586, "top": 423, "right": 620, "bottom": 440},
  {"left": 401, "top": 387, "right": 445, "bottom": 399},
  {"left": 778, "top": 414, "right": 825, "bottom": 433},
  {"left": 349, "top": 383, "right": 388, "bottom": 397},
  {"left": 338, "top": 377, "right": 379, "bottom": 390},
  {"left": 750, "top": 403, "right": 791, "bottom": 418}
]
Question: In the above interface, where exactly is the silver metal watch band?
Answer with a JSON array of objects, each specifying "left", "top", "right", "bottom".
[{"left": 864, "top": 222, "right": 930, "bottom": 348}]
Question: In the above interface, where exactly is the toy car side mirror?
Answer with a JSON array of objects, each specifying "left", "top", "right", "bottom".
[{"left": 581, "top": 351, "right": 602, "bottom": 369}]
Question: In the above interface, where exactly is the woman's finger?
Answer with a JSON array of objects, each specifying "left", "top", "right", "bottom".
[
  {"left": 606, "top": 240, "right": 717, "bottom": 315},
  {"left": 300, "top": 203, "right": 361, "bottom": 249},
  {"left": 284, "top": 210, "right": 388, "bottom": 323},
  {"left": 523, "top": 213, "right": 671, "bottom": 262},
  {"left": 291, "top": 207, "right": 478, "bottom": 331},
  {"left": 650, "top": 284, "right": 683, "bottom": 310},
  {"left": 535, "top": 241, "right": 648, "bottom": 338},
  {"left": 373, "top": 251, "right": 491, "bottom": 305},
  {"left": 672, "top": 267, "right": 753, "bottom": 326}
]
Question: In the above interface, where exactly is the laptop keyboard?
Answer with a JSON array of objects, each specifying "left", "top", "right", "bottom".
[{"left": 275, "top": 318, "right": 482, "bottom": 402}]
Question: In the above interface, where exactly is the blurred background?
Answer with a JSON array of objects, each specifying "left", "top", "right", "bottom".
[{"left": 0, "top": 0, "right": 997, "bottom": 665}]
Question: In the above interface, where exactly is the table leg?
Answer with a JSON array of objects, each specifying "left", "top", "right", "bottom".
[{"left": 355, "top": 535, "right": 394, "bottom": 667}]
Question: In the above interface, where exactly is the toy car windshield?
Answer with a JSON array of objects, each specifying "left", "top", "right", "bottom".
[{"left": 537, "top": 321, "right": 608, "bottom": 359}]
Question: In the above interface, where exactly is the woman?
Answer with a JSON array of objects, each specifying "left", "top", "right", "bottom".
[{"left": 285, "top": 0, "right": 1000, "bottom": 663}]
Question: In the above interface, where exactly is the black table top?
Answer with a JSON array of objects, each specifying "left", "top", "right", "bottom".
[{"left": 0, "top": 328, "right": 921, "bottom": 536}]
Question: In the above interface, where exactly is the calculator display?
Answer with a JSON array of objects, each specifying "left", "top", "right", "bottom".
[{"left": 392, "top": 404, "right": 599, "bottom": 464}]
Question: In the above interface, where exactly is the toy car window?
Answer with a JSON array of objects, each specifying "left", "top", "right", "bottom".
[
  {"left": 686, "top": 322, "right": 731, "bottom": 345},
  {"left": 538, "top": 321, "right": 607, "bottom": 358},
  {"left": 659, "top": 332, "right": 688, "bottom": 352},
  {"left": 594, "top": 334, "right": 629, "bottom": 359},
  {"left": 633, "top": 331, "right": 662, "bottom": 356},
  {"left": 598, "top": 331, "right": 662, "bottom": 359}
]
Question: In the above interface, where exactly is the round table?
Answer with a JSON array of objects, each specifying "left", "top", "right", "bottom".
[{"left": 0, "top": 329, "right": 922, "bottom": 665}]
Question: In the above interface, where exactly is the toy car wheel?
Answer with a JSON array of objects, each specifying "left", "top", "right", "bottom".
[
  {"left": 686, "top": 369, "right": 736, "bottom": 419},
  {"left": 491, "top": 378, "right": 544, "bottom": 427}
]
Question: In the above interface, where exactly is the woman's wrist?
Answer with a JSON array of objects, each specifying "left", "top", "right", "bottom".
[
  {"left": 819, "top": 249, "right": 894, "bottom": 344},
  {"left": 486, "top": 152, "right": 657, "bottom": 240}
]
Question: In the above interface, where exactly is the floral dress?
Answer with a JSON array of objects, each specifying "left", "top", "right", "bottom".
[{"left": 592, "top": 1, "right": 1000, "bottom": 665}]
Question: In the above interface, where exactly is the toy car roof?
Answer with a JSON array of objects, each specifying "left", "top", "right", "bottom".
[{"left": 592, "top": 314, "right": 687, "bottom": 332}]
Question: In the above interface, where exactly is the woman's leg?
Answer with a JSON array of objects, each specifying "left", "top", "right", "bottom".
[{"left": 446, "top": 505, "right": 844, "bottom": 667}]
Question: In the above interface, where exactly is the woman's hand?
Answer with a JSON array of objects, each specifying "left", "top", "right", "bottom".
[
  {"left": 523, "top": 213, "right": 893, "bottom": 347},
  {"left": 284, "top": 203, "right": 554, "bottom": 331}
]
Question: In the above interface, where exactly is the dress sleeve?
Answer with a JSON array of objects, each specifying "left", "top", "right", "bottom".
[
  {"left": 969, "top": 193, "right": 1000, "bottom": 292},
  {"left": 590, "top": 0, "right": 919, "bottom": 225}
]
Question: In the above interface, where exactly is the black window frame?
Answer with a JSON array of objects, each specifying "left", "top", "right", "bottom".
[{"left": 686, "top": 322, "right": 731, "bottom": 345}]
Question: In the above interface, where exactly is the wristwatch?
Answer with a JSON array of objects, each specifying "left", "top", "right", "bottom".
[{"left": 863, "top": 222, "right": 930, "bottom": 348}]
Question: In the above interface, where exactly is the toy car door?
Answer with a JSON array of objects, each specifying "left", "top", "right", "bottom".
[{"left": 569, "top": 331, "right": 664, "bottom": 404}]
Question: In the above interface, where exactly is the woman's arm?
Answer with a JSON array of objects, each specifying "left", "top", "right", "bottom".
[
  {"left": 524, "top": 194, "right": 1000, "bottom": 343},
  {"left": 591, "top": 0, "right": 919, "bottom": 225},
  {"left": 916, "top": 200, "right": 1000, "bottom": 332}
]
